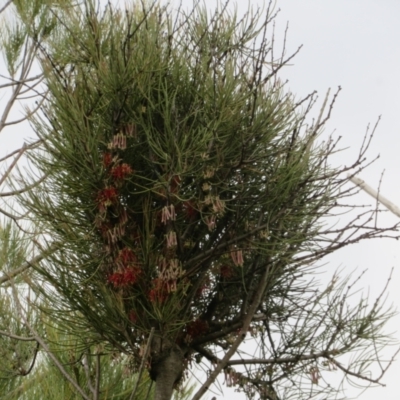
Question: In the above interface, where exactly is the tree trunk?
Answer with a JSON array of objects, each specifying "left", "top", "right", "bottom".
[{"left": 150, "top": 338, "right": 185, "bottom": 400}]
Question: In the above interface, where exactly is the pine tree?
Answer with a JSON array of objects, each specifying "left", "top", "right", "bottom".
[{"left": 0, "top": 1, "right": 398, "bottom": 399}]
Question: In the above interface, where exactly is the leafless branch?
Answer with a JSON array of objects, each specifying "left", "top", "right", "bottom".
[
  {"left": 129, "top": 327, "right": 155, "bottom": 400},
  {"left": 0, "top": 329, "right": 36, "bottom": 341},
  {"left": 0, "top": 0, "right": 12, "bottom": 14},
  {"left": 0, "top": 242, "right": 60, "bottom": 285},
  {"left": 9, "top": 278, "right": 91, "bottom": 400}
]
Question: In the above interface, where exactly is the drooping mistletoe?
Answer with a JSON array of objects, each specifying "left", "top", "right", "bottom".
[
  {"left": 95, "top": 121, "right": 194, "bottom": 323},
  {"left": 16, "top": 1, "right": 398, "bottom": 400}
]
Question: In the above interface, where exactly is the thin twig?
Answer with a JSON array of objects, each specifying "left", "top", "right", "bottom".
[
  {"left": 0, "top": 72, "right": 43, "bottom": 89},
  {"left": 0, "top": 329, "right": 36, "bottom": 341},
  {"left": 83, "top": 352, "right": 96, "bottom": 397},
  {"left": 0, "top": 139, "right": 42, "bottom": 163},
  {"left": 129, "top": 327, "right": 155, "bottom": 400},
  {"left": 0, "top": 0, "right": 12, "bottom": 14},
  {"left": 9, "top": 278, "right": 91, "bottom": 400},
  {"left": 0, "top": 242, "right": 60, "bottom": 285},
  {"left": 349, "top": 175, "right": 400, "bottom": 218},
  {"left": 192, "top": 263, "right": 272, "bottom": 400},
  {"left": 0, "top": 143, "right": 29, "bottom": 188}
]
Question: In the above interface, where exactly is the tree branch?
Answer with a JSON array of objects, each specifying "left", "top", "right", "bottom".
[{"left": 9, "top": 279, "right": 91, "bottom": 400}]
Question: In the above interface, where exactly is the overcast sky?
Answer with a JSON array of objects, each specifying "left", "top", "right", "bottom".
[{"left": 2, "top": 0, "right": 400, "bottom": 399}]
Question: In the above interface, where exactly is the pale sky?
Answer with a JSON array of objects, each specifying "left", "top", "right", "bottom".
[{"left": 1, "top": 0, "right": 400, "bottom": 399}]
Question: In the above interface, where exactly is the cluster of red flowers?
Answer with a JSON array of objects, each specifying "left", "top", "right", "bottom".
[
  {"left": 103, "top": 152, "right": 113, "bottom": 168},
  {"left": 98, "top": 137, "right": 141, "bottom": 301},
  {"left": 108, "top": 247, "right": 142, "bottom": 289},
  {"left": 97, "top": 166, "right": 132, "bottom": 213},
  {"left": 117, "top": 247, "right": 138, "bottom": 265},
  {"left": 111, "top": 163, "right": 133, "bottom": 180},
  {"left": 102, "top": 152, "right": 133, "bottom": 182},
  {"left": 97, "top": 186, "right": 118, "bottom": 209},
  {"left": 108, "top": 266, "right": 141, "bottom": 288},
  {"left": 148, "top": 278, "right": 169, "bottom": 303}
]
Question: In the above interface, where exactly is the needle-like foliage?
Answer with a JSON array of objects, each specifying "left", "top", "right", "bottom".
[{"left": 1, "top": 1, "right": 397, "bottom": 399}]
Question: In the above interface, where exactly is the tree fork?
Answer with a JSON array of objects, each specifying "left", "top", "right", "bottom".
[{"left": 150, "top": 336, "right": 185, "bottom": 400}]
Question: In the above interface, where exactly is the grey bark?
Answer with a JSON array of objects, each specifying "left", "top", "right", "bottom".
[{"left": 150, "top": 336, "right": 185, "bottom": 400}]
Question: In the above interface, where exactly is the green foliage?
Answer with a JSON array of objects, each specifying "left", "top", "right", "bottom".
[
  {"left": 0, "top": 318, "right": 155, "bottom": 400},
  {"left": 22, "top": 0, "right": 333, "bottom": 346},
  {"left": 0, "top": 222, "right": 157, "bottom": 400},
  {"left": 0, "top": 223, "right": 28, "bottom": 280},
  {"left": 0, "top": 0, "right": 396, "bottom": 399},
  {"left": 0, "top": 223, "right": 38, "bottom": 396},
  {"left": 0, "top": 21, "right": 26, "bottom": 77}
]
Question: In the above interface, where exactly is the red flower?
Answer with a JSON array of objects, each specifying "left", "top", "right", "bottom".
[
  {"left": 111, "top": 163, "right": 133, "bottom": 180},
  {"left": 148, "top": 278, "right": 169, "bottom": 303},
  {"left": 97, "top": 186, "right": 118, "bottom": 209},
  {"left": 103, "top": 152, "right": 113, "bottom": 168},
  {"left": 108, "top": 266, "right": 141, "bottom": 288},
  {"left": 117, "top": 247, "right": 138, "bottom": 266}
]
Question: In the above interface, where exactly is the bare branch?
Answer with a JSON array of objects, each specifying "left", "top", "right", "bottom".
[
  {"left": 0, "top": 0, "right": 12, "bottom": 15},
  {"left": 0, "top": 329, "right": 36, "bottom": 342},
  {"left": 0, "top": 242, "right": 60, "bottom": 285},
  {"left": 9, "top": 280, "right": 91, "bottom": 400}
]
